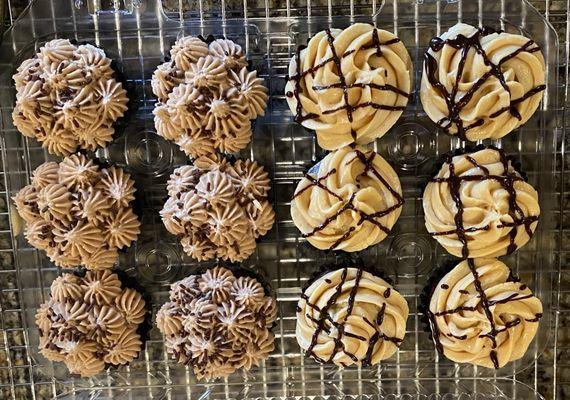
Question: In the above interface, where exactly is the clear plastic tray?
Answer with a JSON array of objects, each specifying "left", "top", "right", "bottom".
[{"left": 0, "top": 0, "right": 560, "bottom": 397}]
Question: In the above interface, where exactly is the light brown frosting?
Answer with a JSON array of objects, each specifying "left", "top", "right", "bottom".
[
  {"left": 13, "top": 154, "right": 140, "bottom": 270},
  {"left": 291, "top": 146, "right": 403, "bottom": 252},
  {"left": 156, "top": 267, "right": 276, "bottom": 380},
  {"left": 185, "top": 55, "right": 228, "bottom": 89},
  {"left": 35, "top": 270, "right": 146, "bottom": 377},
  {"left": 228, "top": 67, "right": 269, "bottom": 119},
  {"left": 171, "top": 36, "right": 210, "bottom": 71},
  {"left": 285, "top": 23, "right": 412, "bottom": 150},
  {"left": 161, "top": 157, "right": 274, "bottom": 263},
  {"left": 297, "top": 267, "right": 409, "bottom": 366},
  {"left": 208, "top": 39, "right": 248, "bottom": 71},
  {"left": 423, "top": 148, "right": 539, "bottom": 258},
  {"left": 428, "top": 258, "right": 542, "bottom": 369},
  {"left": 13, "top": 39, "right": 128, "bottom": 156},
  {"left": 151, "top": 61, "right": 184, "bottom": 103}
]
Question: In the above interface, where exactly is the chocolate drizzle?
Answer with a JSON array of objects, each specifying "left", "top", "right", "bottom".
[{"left": 424, "top": 26, "right": 545, "bottom": 140}]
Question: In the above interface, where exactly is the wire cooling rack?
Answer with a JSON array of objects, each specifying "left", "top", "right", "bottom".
[{"left": 0, "top": 0, "right": 568, "bottom": 399}]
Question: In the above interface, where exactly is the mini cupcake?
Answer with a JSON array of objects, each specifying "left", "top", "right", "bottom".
[
  {"left": 156, "top": 266, "right": 277, "bottom": 380},
  {"left": 35, "top": 269, "right": 147, "bottom": 377},
  {"left": 13, "top": 154, "right": 140, "bottom": 269},
  {"left": 151, "top": 36, "right": 268, "bottom": 158},
  {"left": 12, "top": 39, "right": 128, "bottom": 156},
  {"left": 420, "top": 23, "right": 545, "bottom": 141},
  {"left": 285, "top": 23, "right": 412, "bottom": 150},
  {"left": 423, "top": 146, "right": 539, "bottom": 258},
  {"left": 291, "top": 146, "right": 403, "bottom": 252},
  {"left": 426, "top": 258, "right": 542, "bottom": 369},
  {"left": 160, "top": 154, "right": 274, "bottom": 262},
  {"left": 296, "top": 266, "right": 409, "bottom": 366}
]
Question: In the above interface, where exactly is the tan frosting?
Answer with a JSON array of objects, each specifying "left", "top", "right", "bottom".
[
  {"left": 73, "top": 188, "right": 112, "bottom": 224},
  {"left": 58, "top": 153, "right": 100, "bottom": 189},
  {"left": 153, "top": 104, "right": 182, "bottom": 141},
  {"left": 420, "top": 23, "right": 546, "bottom": 141},
  {"left": 423, "top": 148, "right": 540, "bottom": 258},
  {"left": 175, "top": 131, "right": 216, "bottom": 158},
  {"left": 247, "top": 200, "right": 275, "bottom": 238},
  {"left": 208, "top": 39, "right": 247, "bottom": 71},
  {"left": 13, "top": 39, "right": 127, "bottom": 156},
  {"left": 165, "top": 83, "right": 205, "bottom": 135},
  {"left": 429, "top": 258, "right": 542, "bottom": 369},
  {"left": 98, "top": 166, "right": 136, "bottom": 208},
  {"left": 54, "top": 221, "right": 105, "bottom": 260},
  {"left": 37, "top": 183, "right": 74, "bottom": 223},
  {"left": 297, "top": 267, "right": 409, "bottom": 366},
  {"left": 156, "top": 267, "right": 276, "bottom": 380},
  {"left": 31, "top": 162, "right": 59, "bottom": 189},
  {"left": 228, "top": 67, "right": 268, "bottom": 119},
  {"left": 205, "top": 90, "right": 251, "bottom": 141},
  {"left": 35, "top": 270, "right": 146, "bottom": 377},
  {"left": 151, "top": 61, "right": 184, "bottom": 103},
  {"left": 171, "top": 36, "right": 210, "bottom": 70},
  {"left": 285, "top": 23, "right": 412, "bottom": 150},
  {"left": 103, "top": 208, "right": 141, "bottom": 249},
  {"left": 195, "top": 171, "right": 234, "bottom": 205},
  {"left": 24, "top": 219, "right": 53, "bottom": 250},
  {"left": 82, "top": 246, "right": 119, "bottom": 271},
  {"left": 291, "top": 146, "right": 403, "bottom": 252},
  {"left": 229, "top": 159, "right": 271, "bottom": 200},
  {"left": 13, "top": 185, "right": 40, "bottom": 223},
  {"left": 185, "top": 55, "right": 228, "bottom": 89}
]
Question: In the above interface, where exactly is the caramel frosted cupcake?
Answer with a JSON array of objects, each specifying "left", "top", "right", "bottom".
[
  {"left": 13, "top": 154, "right": 140, "bottom": 269},
  {"left": 423, "top": 147, "right": 539, "bottom": 258},
  {"left": 291, "top": 146, "right": 403, "bottom": 252},
  {"left": 420, "top": 23, "right": 545, "bottom": 141},
  {"left": 156, "top": 267, "right": 277, "bottom": 380},
  {"left": 36, "top": 270, "right": 147, "bottom": 377},
  {"left": 297, "top": 266, "right": 408, "bottom": 366},
  {"left": 285, "top": 23, "right": 412, "bottom": 150},
  {"left": 151, "top": 36, "right": 268, "bottom": 158},
  {"left": 427, "top": 258, "right": 542, "bottom": 369},
  {"left": 160, "top": 154, "right": 274, "bottom": 262},
  {"left": 12, "top": 39, "right": 128, "bottom": 156}
]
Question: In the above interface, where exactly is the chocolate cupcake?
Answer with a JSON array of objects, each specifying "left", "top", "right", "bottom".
[
  {"left": 285, "top": 23, "right": 412, "bottom": 150},
  {"left": 151, "top": 36, "right": 268, "bottom": 158},
  {"left": 426, "top": 258, "right": 542, "bottom": 369},
  {"left": 291, "top": 146, "right": 403, "bottom": 252},
  {"left": 12, "top": 154, "right": 140, "bottom": 269},
  {"left": 156, "top": 266, "right": 277, "bottom": 380},
  {"left": 35, "top": 269, "right": 147, "bottom": 377},
  {"left": 420, "top": 23, "right": 545, "bottom": 141},
  {"left": 296, "top": 266, "right": 409, "bottom": 366},
  {"left": 160, "top": 154, "right": 274, "bottom": 262},
  {"left": 12, "top": 39, "right": 128, "bottom": 156}
]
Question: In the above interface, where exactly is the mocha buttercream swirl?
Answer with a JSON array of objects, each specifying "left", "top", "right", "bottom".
[
  {"left": 285, "top": 23, "right": 412, "bottom": 150},
  {"left": 12, "top": 39, "right": 128, "bottom": 155},
  {"left": 291, "top": 146, "right": 403, "bottom": 252},
  {"left": 36, "top": 270, "right": 147, "bottom": 377},
  {"left": 156, "top": 267, "right": 277, "bottom": 380},
  {"left": 420, "top": 23, "right": 546, "bottom": 141},
  {"left": 423, "top": 147, "right": 539, "bottom": 258},
  {"left": 297, "top": 267, "right": 409, "bottom": 366},
  {"left": 428, "top": 258, "right": 542, "bottom": 369}
]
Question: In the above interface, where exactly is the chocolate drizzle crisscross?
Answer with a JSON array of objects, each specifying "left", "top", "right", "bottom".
[
  {"left": 292, "top": 149, "right": 404, "bottom": 250},
  {"left": 424, "top": 26, "right": 545, "bottom": 140}
]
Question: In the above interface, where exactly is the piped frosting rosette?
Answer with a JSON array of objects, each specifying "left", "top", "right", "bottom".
[
  {"left": 156, "top": 267, "right": 277, "bottom": 380},
  {"left": 36, "top": 270, "right": 147, "bottom": 377},
  {"left": 12, "top": 154, "right": 140, "bottom": 269},
  {"left": 285, "top": 23, "right": 412, "bottom": 150},
  {"left": 423, "top": 147, "right": 540, "bottom": 258},
  {"left": 420, "top": 23, "right": 546, "bottom": 141},
  {"left": 427, "top": 258, "right": 542, "bottom": 369},
  {"left": 12, "top": 39, "right": 128, "bottom": 156},
  {"left": 291, "top": 146, "right": 403, "bottom": 252},
  {"left": 151, "top": 36, "right": 268, "bottom": 158},
  {"left": 297, "top": 267, "right": 409, "bottom": 366}
]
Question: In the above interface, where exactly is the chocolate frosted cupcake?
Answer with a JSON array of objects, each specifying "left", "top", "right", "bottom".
[
  {"left": 423, "top": 147, "right": 539, "bottom": 258},
  {"left": 160, "top": 154, "right": 274, "bottom": 262},
  {"left": 420, "top": 23, "right": 545, "bottom": 141},
  {"left": 426, "top": 258, "right": 542, "bottom": 369},
  {"left": 285, "top": 23, "right": 412, "bottom": 150},
  {"left": 12, "top": 39, "right": 128, "bottom": 156},
  {"left": 151, "top": 36, "right": 268, "bottom": 158},
  {"left": 297, "top": 266, "right": 409, "bottom": 366},
  {"left": 12, "top": 154, "right": 140, "bottom": 269},
  {"left": 291, "top": 146, "right": 403, "bottom": 252},
  {"left": 36, "top": 270, "right": 147, "bottom": 377},
  {"left": 156, "top": 267, "right": 277, "bottom": 380}
]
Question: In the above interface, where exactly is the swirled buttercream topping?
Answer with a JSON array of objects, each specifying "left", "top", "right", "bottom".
[
  {"left": 208, "top": 39, "right": 248, "bottom": 71},
  {"left": 156, "top": 267, "right": 276, "bottom": 380},
  {"left": 420, "top": 23, "right": 546, "bottom": 141},
  {"left": 228, "top": 67, "right": 268, "bottom": 119},
  {"left": 297, "top": 267, "right": 409, "bottom": 366},
  {"left": 285, "top": 23, "right": 412, "bottom": 150},
  {"left": 32, "top": 162, "right": 59, "bottom": 189},
  {"left": 291, "top": 146, "right": 403, "bottom": 252},
  {"left": 423, "top": 147, "right": 539, "bottom": 258},
  {"left": 428, "top": 258, "right": 542, "bottom": 369}
]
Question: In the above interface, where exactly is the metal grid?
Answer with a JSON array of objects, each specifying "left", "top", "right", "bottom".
[{"left": 0, "top": 0, "right": 567, "bottom": 399}]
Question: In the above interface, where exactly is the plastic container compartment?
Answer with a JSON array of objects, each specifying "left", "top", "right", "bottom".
[{"left": 0, "top": 0, "right": 559, "bottom": 398}]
